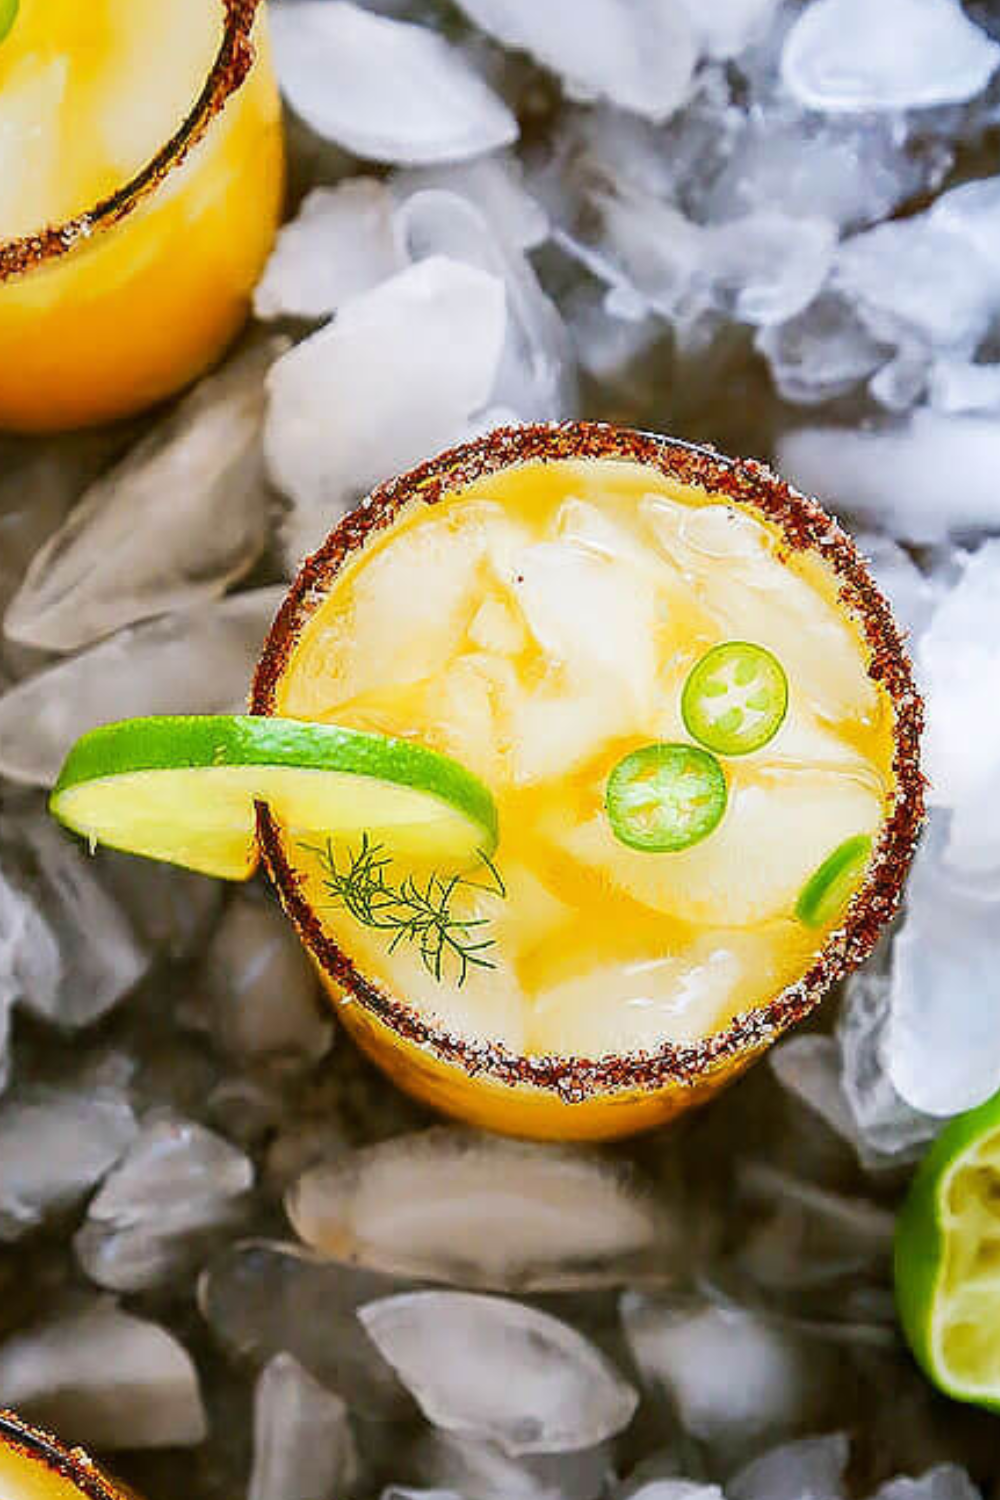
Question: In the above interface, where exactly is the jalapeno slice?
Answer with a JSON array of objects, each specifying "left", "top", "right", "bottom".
[
  {"left": 606, "top": 742, "right": 728, "bottom": 853},
  {"left": 681, "top": 641, "right": 788, "bottom": 757},
  {"left": 795, "top": 833, "right": 873, "bottom": 928}
]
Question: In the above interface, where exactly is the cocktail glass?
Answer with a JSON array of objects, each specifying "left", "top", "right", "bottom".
[
  {"left": 0, "top": 1410, "right": 129, "bottom": 1500},
  {"left": 0, "top": 0, "right": 283, "bottom": 432},
  {"left": 254, "top": 423, "right": 923, "bottom": 1142}
]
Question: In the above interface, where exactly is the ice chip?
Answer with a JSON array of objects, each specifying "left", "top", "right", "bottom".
[
  {"left": 204, "top": 891, "right": 332, "bottom": 1067},
  {"left": 255, "top": 180, "right": 404, "bottom": 321},
  {"left": 249, "top": 1353, "right": 360, "bottom": 1500},
  {"left": 778, "top": 414, "right": 1000, "bottom": 544},
  {"left": 781, "top": 0, "right": 1000, "bottom": 111},
  {"left": 621, "top": 1293, "right": 834, "bottom": 1457},
  {"left": 4, "top": 342, "right": 277, "bottom": 653},
  {"left": 757, "top": 293, "right": 889, "bottom": 407},
  {"left": 0, "top": 587, "right": 284, "bottom": 787},
  {"left": 75, "top": 1111, "right": 253, "bottom": 1293},
  {"left": 873, "top": 1469, "right": 982, "bottom": 1500},
  {"left": 0, "top": 1299, "right": 206, "bottom": 1449},
  {"left": 287, "top": 1127, "right": 676, "bottom": 1290},
  {"left": 889, "top": 825, "right": 1000, "bottom": 1115},
  {"left": 729, "top": 1433, "right": 850, "bottom": 1500},
  {"left": 198, "top": 1239, "right": 408, "bottom": 1417},
  {"left": 2, "top": 815, "right": 148, "bottom": 1029},
  {"left": 266, "top": 257, "right": 506, "bottom": 561},
  {"left": 359, "top": 1291, "right": 638, "bottom": 1454},
  {"left": 0, "top": 863, "right": 60, "bottom": 1032},
  {"left": 0, "top": 1085, "right": 136, "bottom": 1241},
  {"left": 684, "top": 0, "right": 780, "bottom": 60},
  {"left": 271, "top": 2, "right": 517, "bottom": 164},
  {"left": 415, "top": 1430, "right": 612, "bottom": 1500},
  {"left": 839, "top": 969, "right": 938, "bottom": 1165},
  {"left": 453, "top": 0, "right": 699, "bottom": 123}
]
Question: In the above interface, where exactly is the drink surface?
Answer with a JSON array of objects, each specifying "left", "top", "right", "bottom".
[
  {"left": 0, "top": 1435, "right": 101, "bottom": 1500},
  {"left": 0, "top": 0, "right": 220, "bottom": 239},
  {"left": 276, "top": 458, "right": 895, "bottom": 1062},
  {"left": 0, "top": 0, "right": 282, "bottom": 430}
]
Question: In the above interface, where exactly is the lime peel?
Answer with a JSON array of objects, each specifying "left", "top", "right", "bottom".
[
  {"left": 0, "top": 0, "right": 18, "bottom": 45},
  {"left": 50, "top": 715, "right": 498, "bottom": 881},
  {"left": 896, "top": 1089, "right": 1000, "bottom": 1411}
]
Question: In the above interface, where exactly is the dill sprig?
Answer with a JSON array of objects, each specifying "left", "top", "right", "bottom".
[{"left": 302, "top": 834, "right": 505, "bottom": 986}]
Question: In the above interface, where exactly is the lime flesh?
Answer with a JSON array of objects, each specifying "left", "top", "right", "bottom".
[
  {"left": 895, "top": 1088, "right": 1000, "bottom": 1410},
  {"left": 50, "top": 716, "right": 498, "bottom": 880}
]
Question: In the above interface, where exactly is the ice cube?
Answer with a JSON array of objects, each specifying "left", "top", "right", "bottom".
[
  {"left": 928, "top": 359, "right": 1000, "bottom": 415},
  {"left": 734, "top": 1161, "right": 895, "bottom": 1290},
  {"left": 556, "top": 769, "right": 882, "bottom": 928},
  {"left": 415, "top": 1430, "right": 612, "bottom": 1500},
  {"left": 705, "top": 212, "right": 836, "bottom": 327},
  {"left": 839, "top": 969, "right": 938, "bottom": 1165},
  {"left": 203, "top": 891, "right": 332, "bottom": 1067},
  {"left": 919, "top": 541, "right": 1000, "bottom": 819},
  {"left": 621, "top": 1292, "right": 834, "bottom": 1459},
  {"left": 358, "top": 1291, "right": 638, "bottom": 1454},
  {"left": 249, "top": 1353, "right": 360, "bottom": 1500},
  {"left": 641, "top": 494, "right": 878, "bottom": 721},
  {"left": 1, "top": 815, "right": 149, "bottom": 1028},
  {"left": 729, "top": 1433, "right": 850, "bottom": 1500},
  {"left": 393, "top": 155, "right": 550, "bottom": 252},
  {"left": 255, "top": 181, "right": 404, "bottom": 321},
  {"left": 266, "top": 258, "right": 506, "bottom": 560},
  {"left": 0, "top": 586, "right": 284, "bottom": 786},
  {"left": 0, "top": 863, "right": 60, "bottom": 1038},
  {"left": 286, "top": 1126, "right": 677, "bottom": 1290},
  {"left": 777, "top": 413, "right": 1000, "bottom": 544},
  {"left": 756, "top": 293, "right": 889, "bottom": 406},
  {"left": 453, "top": 0, "right": 699, "bottom": 122},
  {"left": 395, "top": 188, "right": 573, "bottom": 419},
  {"left": 0, "top": 1085, "right": 136, "bottom": 1241},
  {"left": 889, "top": 824, "right": 1000, "bottom": 1115},
  {"left": 528, "top": 932, "right": 771, "bottom": 1055},
  {"left": 270, "top": 2, "right": 517, "bottom": 164},
  {"left": 781, "top": 0, "right": 1000, "bottom": 111},
  {"left": 511, "top": 538, "right": 658, "bottom": 709},
  {"left": 74, "top": 1110, "right": 253, "bottom": 1293},
  {"left": 683, "top": 0, "right": 779, "bottom": 60},
  {"left": 4, "top": 342, "right": 277, "bottom": 653},
  {"left": 873, "top": 1469, "right": 982, "bottom": 1500},
  {"left": 834, "top": 217, "right": 998, "bottom": 355},
  {"left": 0, "top": 1299, "right": 207, "bottom": 1449},
  {"left": 198, "top": 1239, "right": 408, "bottom": 1417},
  {"left": 769, "top": 1035, "right": 861, "bottom": 1153},
  {"left": 0, "top": 60, "right": 68, "bottom": 239}
]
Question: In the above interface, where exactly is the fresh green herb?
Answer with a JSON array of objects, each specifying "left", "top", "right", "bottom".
[
  {"left": 0, "top": 0, "right": 18, "bottom": 46},
  {"left": 304, "top": 833, "right": 505, "bottom": 985}
]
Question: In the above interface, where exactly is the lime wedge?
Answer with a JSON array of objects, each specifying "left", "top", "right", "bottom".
[
  {"left": 895, "top": 1089, "right": 1000, "bottom": 1410},
  {"left": 50, "top": 716, "right": 498, "bottom": 880}
]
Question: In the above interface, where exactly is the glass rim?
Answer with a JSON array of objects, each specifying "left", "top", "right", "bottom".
[
  {"left": 252, "top": 420, "right": 926, "bottom": 1104},
  {"left": 0, "top": 0, "right": 265, "bottom": 286},
  {"left": 0, "top": 1409, "right": 127, "bottom": 1499}
]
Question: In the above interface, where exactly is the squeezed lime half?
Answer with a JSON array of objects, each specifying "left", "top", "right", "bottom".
[
  {"left": 51, "top": 715, "right": 498, "bottom": 880},
  {"left": 896, "top": 1089, "right": 1000, "bottom": 1410}
]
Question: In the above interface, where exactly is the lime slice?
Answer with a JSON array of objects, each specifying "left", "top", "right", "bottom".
[
  {"left": 0, "top": 0, "right": 18, "bottom": 45},
  {"left": 50, "top": 716, "right": 498, "bottom": 880},
  {"left": 605, "top": 742, "right": 727, "bottom": 853},
  {"left": 681, "top": 641, "right": 788, "bottom": 757},
  {"left": 794, "top": 833, "right": 873, "bottom": 928},
  {"left": 895, "top": 1089, "right": 1000, "bottom": 1411}
]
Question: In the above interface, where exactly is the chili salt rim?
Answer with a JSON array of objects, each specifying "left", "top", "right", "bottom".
[
  {"left": 0, "top": 0, "right": 263, "bottom": 285},
  {"left": 252, "top": 421, "right": 925, "bottom": 1105},
  {"left": 0, "top": 1409, "right": 128, "bottom": 1500}
]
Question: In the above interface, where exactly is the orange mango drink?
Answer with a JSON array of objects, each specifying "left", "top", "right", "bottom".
[
  {"left": 253, "top": 425, "right": 923, "bottom": 1142},
  {"left": 0, "top": 0, "right": 283, "bottom": 432},
  {"left": 0, "top": 1411, "right": 129, "bottom": 1500}
]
